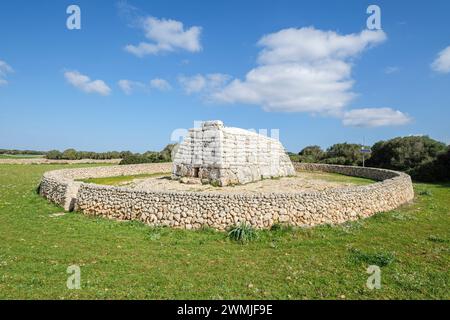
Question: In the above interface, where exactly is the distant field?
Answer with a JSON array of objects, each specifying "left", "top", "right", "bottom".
[
  {"left": 0, "top": 154, "right": 44, "bottom": 159},
  {"left": 0, "top": 163, "right": 448, "bottom": 299}
]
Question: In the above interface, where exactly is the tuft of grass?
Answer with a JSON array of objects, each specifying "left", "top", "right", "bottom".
[
  {"left": 348, "top": 248, "right": 395, "bottom": 267},
  {"left": 227, "top": 223, "right": 259, "bottom": 243},
  {"left": 427, "top": 235, "right": 448, "bottom": 243},
  {"left": 270, "top": 223, "right": 294, "bottom": 233},
  {"left": 419, "top": 189, "right": 433, "bottom": 196}
]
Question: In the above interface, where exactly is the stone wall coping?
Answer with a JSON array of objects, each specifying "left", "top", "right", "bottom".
[{"left": 41, "top": 162, "right": 409, "bottom": 200}]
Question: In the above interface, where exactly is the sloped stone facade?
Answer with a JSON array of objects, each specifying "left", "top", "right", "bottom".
[{"left": 172, "top": 120, "right": 295, "bottom": 186}]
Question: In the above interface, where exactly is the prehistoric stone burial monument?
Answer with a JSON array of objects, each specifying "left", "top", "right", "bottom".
[{"left": 172, "top": 120, "right": 296, "bottom": 186}]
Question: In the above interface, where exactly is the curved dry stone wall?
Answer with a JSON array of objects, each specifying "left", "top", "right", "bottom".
[{"left": 39, "top": 162, "right": 414, "bottom": 230}]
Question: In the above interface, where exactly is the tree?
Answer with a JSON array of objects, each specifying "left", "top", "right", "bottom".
[
  {"left": 324, "top": 143, "right": 364, "bottom": 166},
  {"left": 62, "top": 148, "right": 78, "bottom": 160},
  {"left": 298, "top": 145, "right": 324, "bottom": 163},
  {"left": 366, "top": 136, "right": 446, "bottom": 171},
  {"left": 46, "top": 150, "right": 62, "bottom": 160},
  {"left": 409, "top": 146, "right": 450, "bottom": 182}
]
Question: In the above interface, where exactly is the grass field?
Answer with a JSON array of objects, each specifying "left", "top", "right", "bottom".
[
  {"left": 295, "top": 170, "right": 375, "bottom": 185},
  {"left": 0, "top": 164, "right": 448, "bottom": 299},
  {"left": 0, "top": 154, "right": 44, "bottom": 159}
]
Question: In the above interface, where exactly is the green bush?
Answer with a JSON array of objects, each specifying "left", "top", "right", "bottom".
[
  {"left": 119, "top": 144, "right": 177, "bottom": 165},
  {"left": 409, "top": 147, "right": 450, "bottom": 182},
  {"left": 298, "top": 145, "right": 325, "bottom": 163},
  {"left": 324, "top": 143, "right": 365, "bottom": 166},
  {"left": 46, "top": 150, "right": 62, "bottom": 160},
  {"left": 119, "top": 154, "right": 153, "bottom": 165},
  {"left": 227, "top": 223, "right": 258, "bottom": 243},
  {"left": 366, "top": 136, "right": 446, "bottom": 172}
]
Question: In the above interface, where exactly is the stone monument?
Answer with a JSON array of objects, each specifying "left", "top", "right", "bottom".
[{"left": 172, "top": 120, "right": 295, "bottom": 186}]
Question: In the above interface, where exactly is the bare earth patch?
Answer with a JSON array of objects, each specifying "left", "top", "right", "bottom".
[{"left": 127, "top": 171, "right": 374, "bottom": 194}]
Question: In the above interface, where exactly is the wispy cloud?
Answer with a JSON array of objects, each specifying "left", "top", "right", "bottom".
[
  {"left": 0, "top": 60, "right": 14, "bottom": 86},
  {"left": 118, "top": 79, "right": 146, "bottom": 95},
  {"left": 431, "top": 45, "right": 450, "bottom": 73},
  {"left": 384, "top": 66, "right": 399, "bottom": 74},
  {"left": 342, "top": 108, "right": 412, "bottom": 127},
  {"left": 64, "top": 70, "right": 111, "bottom": 96},
  {"left": 150, "top": 78, "right": 172, "bottom": 91},
  {"left": 178, "top": 73, "right": 230, "bottom": 95},
  {"left": 118, "top": 78, "right": 172, "bottom": 94}
]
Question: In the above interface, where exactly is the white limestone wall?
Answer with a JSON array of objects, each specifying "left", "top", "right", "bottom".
[{"left": 172, "top": 121, "right": 295, "bottom": 185}]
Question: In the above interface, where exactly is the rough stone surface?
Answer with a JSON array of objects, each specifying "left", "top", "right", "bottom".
[
  {"left": 39, "top": 162, "right": 414, "bottom": 230},
  {"left": 172, "top": 120, "right": 295, "bottom": 186}
]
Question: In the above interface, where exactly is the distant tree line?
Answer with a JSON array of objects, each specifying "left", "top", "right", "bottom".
[
  {"left": 44, "top": 145, "right": 178, "bottom": 164},
  {"left": 45, "top": 149, "right": 131, "bottom": 160},
  {"left": 118, "top": 144, "right": 176, "bottom": 165},
  {"left": 0, "top": 149, "right": 45, "bottom": 155},
  {"left": 293, "top": 136, "right": 450, "bottom": 182}
]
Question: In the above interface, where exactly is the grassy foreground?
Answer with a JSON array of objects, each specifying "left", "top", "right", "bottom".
[{"left": 0, "top": 164, "right": 448, "bottom": 299}]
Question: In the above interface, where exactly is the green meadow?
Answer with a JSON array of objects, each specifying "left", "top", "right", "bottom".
[{"left": 0, "top": 164, "right": 448, "bottom": 299}]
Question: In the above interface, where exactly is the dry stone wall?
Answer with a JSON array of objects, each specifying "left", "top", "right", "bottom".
[{"left": 39, "top": 162, "right": 414, "bottom": 230}]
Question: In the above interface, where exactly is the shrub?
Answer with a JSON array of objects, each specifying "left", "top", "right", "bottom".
[
  {"left": 366, "top": 136, "right": 446, "bottom": 172},
  {"left": 409, "top": 147, "right": 450, "bottom": 182},
  {"left": 61, "top": 148, "right": 79, "bottom": 160},
  {"left": 298, "top": 145, "right": 325, "bottom": 163},
  {"left": 287, "top": 152, "right": 300, "bottom": 162},
  {"left": 46, "top": 150, "right": 62, "bottom": 160},
  {"left": 324, "top": 143, "right": 365, "bottom": 166},
  {"left": 120, "top": 144, "right": 177, "bottom": 165},
  {"left": 270, "top": 223, "right": 294, "bottom": 233},
  {"left": 227, "top": 223, "right": 258, "bottom": 243},
  {"left": 119, "top": 154, "right": 152, "bottom": 165}
]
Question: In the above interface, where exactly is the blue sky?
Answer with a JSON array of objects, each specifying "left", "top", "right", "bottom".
[{"left": 0, "top": 0, "right": 449, "bottom": 152}]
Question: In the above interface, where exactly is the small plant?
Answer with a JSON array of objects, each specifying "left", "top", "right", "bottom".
[
  {"left": 227, "top": 223, "right": 258, "bottom": 243},
  {"left": 270, "top": 223, "right": 293, "bottom": 233},
  {"left": 348, "top": 248, "right": 395, "bottom": 267},
  {"left": 419, "top": 189, "right": 433, "bottom": 196},
  {"left": 210, "top": 180, "right": 221, "bottom": 187},
  {"left": 427, "top": 235, "right": 448, "bottom": 243}
]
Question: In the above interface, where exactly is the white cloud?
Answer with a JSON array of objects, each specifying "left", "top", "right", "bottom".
[
  {"left": 210, "top": 27, "right": 386, "bottom": 114},
  {"left": 150, "top": 78, "right": 172, "bottom": 91},
  {"left": 118, "top": 78, "right": 172, "bottom": 94},
  {"left": 0, "top": 60, "right": 14, "bottom": 86},
  {"left": 431, "top": 45, "right": 450, "bottom": 73},
  {"left": 384, "top": 66, "right": 399, "bottom": 74},
  {"left": 118, "top": 79, "right": 146, "bottom": 94},
  {"left": 178, "top": 74, "right": 206, "bottom": 94},
  {"left": 64, "top": 71, "right": 111, "bottom": 96},
  {"left": 342, "top": 108, "right": 412, "bottom": 127},
  {"left": 125, "top": 16, "right": 202, "bottom": 57},
  {"left": 178, "top": 73, "right": 230, "bottom": 95},
  {"left": 256, "top": 28, "right": 386, "bottom": 65}
]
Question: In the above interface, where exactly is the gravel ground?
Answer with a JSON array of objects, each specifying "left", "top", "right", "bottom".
[{"left": 127, "top": 172, "right": 366, "bottom": 194}]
